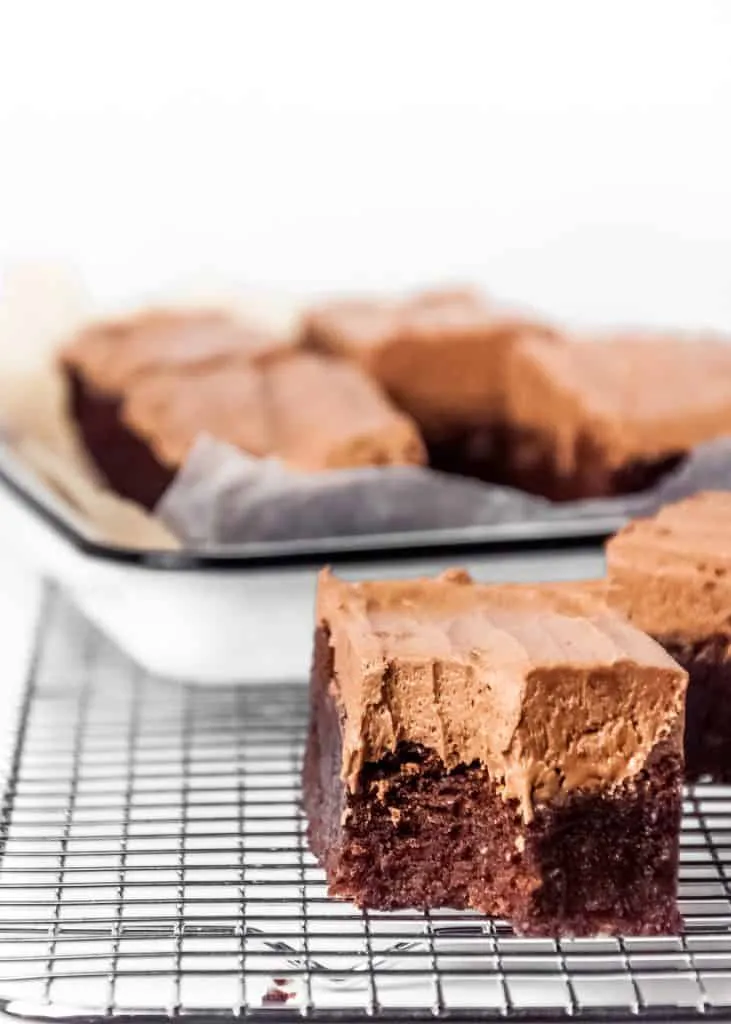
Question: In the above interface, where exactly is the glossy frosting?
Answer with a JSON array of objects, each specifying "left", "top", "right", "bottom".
[
  {"left": 301, "top": 287, "right": 556, "bottom": 434},
  {"left": 316, "top": 569, "right": 686, "bottom": 822},
  {"left": 122, "top": 352, "right": 426, "bottom": 470},
  {"left": 61, "top": 308, "right": 293, "bottom": 393},
  {"left": 606, "top": 491, "right": 731, "bottom": 640},
  {"left": 508, "top": 333, "right": 731, "bottom": 471}
]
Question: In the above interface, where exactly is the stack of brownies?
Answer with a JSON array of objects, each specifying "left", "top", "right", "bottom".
[
  {"left": 304, "top": 491, "right": 731, "bottom": 938},
  {"left": 60, "top": 286, "right": 731, "bottom": 508}
]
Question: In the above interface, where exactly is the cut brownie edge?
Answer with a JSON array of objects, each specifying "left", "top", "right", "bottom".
[
  {"left": 66, "top": 370, "right": 175, "bottom": 509},
  {"left": 304, "top": 627, "right": 683, "bottom": 937},
  {"left": 303, "top": 624, "right": 346, "bottom": 869},
  {"left": 499, "top": 426, "right": 685, "bottom": 502},
  {"left": 660, "top": 634, "right": 731, "bottom": 783},
  {"left": 426, "top": 423, "right": 510, "bottom": 484},
  {"left": 426, "top": 423, "right": 685, "bottom": 500}
]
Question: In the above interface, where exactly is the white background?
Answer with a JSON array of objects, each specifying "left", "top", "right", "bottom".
[
  {"left": 0, "top": 0, "right": 730, "bottom": 668},
  {"left": 0, "top": 0, "right": 730, "bottom": 328}
]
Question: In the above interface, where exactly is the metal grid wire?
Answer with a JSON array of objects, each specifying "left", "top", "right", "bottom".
[{"left": 0, "top": 592, "right": 730, "bottom": 1022}]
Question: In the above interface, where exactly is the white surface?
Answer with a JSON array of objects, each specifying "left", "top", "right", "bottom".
[{"left": 0, "top": 1, "right": 730, "bottom": 328}]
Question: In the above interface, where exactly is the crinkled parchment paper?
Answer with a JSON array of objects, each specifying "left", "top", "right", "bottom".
[{"left": 157, "top": 434, "right": 731, "bottom": 546}]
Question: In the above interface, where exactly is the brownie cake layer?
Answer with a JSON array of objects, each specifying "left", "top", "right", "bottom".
[
  {"left": 506, "top": 333, "right": 731, "bottom": 501},
  {"left": 428, "top": 425, "right": 683, "bottom": 497},
  {"left": 662, "top": 636, "right": 731, "bottom": 782},
  {"left": 497, "top": 427, "right": 685, "bottom": 502},
  {"left": 425, "top": 425, "right": 510, "bottom": 486},
  {"left": 67, "top": 369, "right": 175, "bottom": 509},
  {"left": 607, "top": 492, "right": 731, "bottom": 782},
  {"left": 305, "top": 626, "right": 682, "bottom": 936},
  {"left": 301, "top": 287, "right": 555, "bottom": 452},
  {"left": 304, "top": 570, "right": 687, "bottom": 936}
]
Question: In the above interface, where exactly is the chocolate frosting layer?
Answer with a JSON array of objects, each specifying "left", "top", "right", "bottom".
[
  {"left": 122, "top": 362, "right": 271, "bottom": 466},
  {"left": 508, "top": 333, "right": 731, "bottom": 472},
  {"left": 316, "top": 569, "right": 686, "bottom": 822},
  {"left": 60, "top": 308, "right": 293, "bottom": 394},
  {"left": 122, "top": 352, "right": 426, "bottom": 471},
  {"left": 606, "top": 491, "right": 731, "bottom": 640},
  {"left": 301, "top": 287, "right": 556, "bottom": 435}
]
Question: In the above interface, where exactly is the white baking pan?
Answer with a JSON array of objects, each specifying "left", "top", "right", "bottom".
[{"left": 0, "top": 443, "right": 614, "bottom": 684}]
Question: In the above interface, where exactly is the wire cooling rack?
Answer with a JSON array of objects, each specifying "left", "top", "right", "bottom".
[{"left": 0, "top": 592, "right": 730, "bottom": 1023}]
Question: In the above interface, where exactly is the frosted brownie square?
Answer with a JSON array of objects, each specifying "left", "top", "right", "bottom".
[
  {"left": 505, "top": 332, "right": 731, "bottom": 500},
  {"left": 304, "top": 569, "right": 686, "bottom": 936},
  {"left": 62, "top": 302, "right": 425, "bottom": 508},
  {"left": 60, "top": 308, "right": 295, "bottom": 507},
  {"left": 607, "top": 491, "right": 731, "bottom": 781},
  {"left": 123, "top": 352, "right": 426, "bottom": 480},
  {"left": 301, "top": 287, "right": 555, "bottom": 479}
]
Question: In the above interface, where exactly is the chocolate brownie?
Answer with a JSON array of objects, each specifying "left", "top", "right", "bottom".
[
  {"left": 60, "top": 309, "right": 296, "bottom": 507},
  {"left": 304, "top": 568, "right": 686, "bottom": 936},
  {"left": 123, "top": 352, "right": 426, "bottom": 481},
  {"left": 504, "top": 332, "right": 731, "bottom": 501},
  {"left": 606, "top": 491, "right": 731, "bottom": 782},
  {"left": 61, "top": 310, "right": 425, "bottom": 507},
  {"left": 300, "top": 287, "right": 556, "bottom": 479}
]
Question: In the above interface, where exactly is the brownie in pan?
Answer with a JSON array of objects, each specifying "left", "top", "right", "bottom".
[
  {"left": 60, "top": 308, "right": 294, "bottom": 508},
  {"left": 301, "top": 287, "right": 556, "bottom": 482},
  {"left": 505, "top": 332, "right": 731, "bottom": 501},
  {"left": 123, "top": 352, "right": 425, "bottom": 479},
  {"left": 61, "top": 310, "right": 424, "bottom": 508}
]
